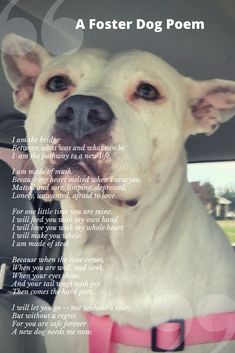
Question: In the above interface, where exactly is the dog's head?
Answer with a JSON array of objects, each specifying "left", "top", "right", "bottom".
[{"left": 2, "top": 34, "right": 235, "bottom": 206}]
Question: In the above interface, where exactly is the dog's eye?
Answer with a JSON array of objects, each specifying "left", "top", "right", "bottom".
[
  {"left": 135, "top": 83, "right": 160, "bottom": 101},
  {"left": 46, "top": 76, "right": 70, "bottom": 92}
]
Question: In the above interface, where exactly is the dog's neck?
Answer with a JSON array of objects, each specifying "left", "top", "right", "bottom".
[{"left": 61, "top": 150, "right": 192, "bottom": 258}]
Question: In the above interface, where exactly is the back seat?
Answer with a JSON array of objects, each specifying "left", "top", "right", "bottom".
[{"left": 0, "top": 114, "right": 64, "bottom": 353}]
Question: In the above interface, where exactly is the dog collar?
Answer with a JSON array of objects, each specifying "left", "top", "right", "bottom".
[{"left": 84, "top": 311, "right": 235, "bottom": 352}]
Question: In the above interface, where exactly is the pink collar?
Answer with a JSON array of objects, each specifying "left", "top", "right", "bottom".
[{"left": 84, "top": 311, "right": 235, "bottom": 352}]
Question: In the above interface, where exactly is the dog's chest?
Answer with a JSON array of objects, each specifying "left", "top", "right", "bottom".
[
  {"left": 61, "top": 237, "right": 199, "bottom": 327},
  {"left": 62, "top": 242, "right": 153, "bottom": 323}
]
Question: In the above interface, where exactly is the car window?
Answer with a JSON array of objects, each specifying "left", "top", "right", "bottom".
[{"left": 188, "top": 161, "right": 235, "bottom": 244}]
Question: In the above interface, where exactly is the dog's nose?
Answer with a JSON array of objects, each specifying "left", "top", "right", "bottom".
[{"left": 55, "top": 95, "right": 114, "bottom": 139}]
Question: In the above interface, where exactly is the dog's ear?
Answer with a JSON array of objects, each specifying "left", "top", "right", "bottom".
[
  {"left": 1, "top": 33, "right": 51, "bottom": 113},
  {"left": 185, "top": 78, "right": 235, "bottom": 136}
]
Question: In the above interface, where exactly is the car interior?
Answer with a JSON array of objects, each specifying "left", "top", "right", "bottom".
[{"left": 0, "top": 0, "right": 234, "bottom": 352}]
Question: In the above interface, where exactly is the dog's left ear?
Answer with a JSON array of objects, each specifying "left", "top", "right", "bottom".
[
  {"left": 1, "top": 33, "right": 52, "bottom": 113},
  {"left": 185, "top": 78, "right": 235, "bottom": 136}
]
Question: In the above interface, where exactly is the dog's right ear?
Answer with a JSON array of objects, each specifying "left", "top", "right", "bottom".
[
  {"left": 184, "top": 77, "right": 235, "bottom": 136},
  {"left": 1, "top": 33, "right": 51, "bottom": 113}
]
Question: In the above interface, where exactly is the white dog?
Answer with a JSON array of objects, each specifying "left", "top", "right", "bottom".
[{"left": 2, "top": 34, "right": 235, "bottom": 353}]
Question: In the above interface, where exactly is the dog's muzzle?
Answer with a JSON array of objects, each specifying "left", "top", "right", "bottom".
[
  {"left": 48, "top": 95, "right": 139, "bottom": 207},
  {"left": 55, "top": 95, "right": 115, "bottom": 140}
]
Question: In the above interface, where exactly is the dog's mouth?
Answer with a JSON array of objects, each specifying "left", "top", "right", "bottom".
[
  {"left": 34, "top": 133, "right": 139, "bottom": 207},
  {"left": 76, "top": 160, "right": 97, "bottom": 178},
  {"left": 36, "top": 143, "right": 110, "bottom": 196}
]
